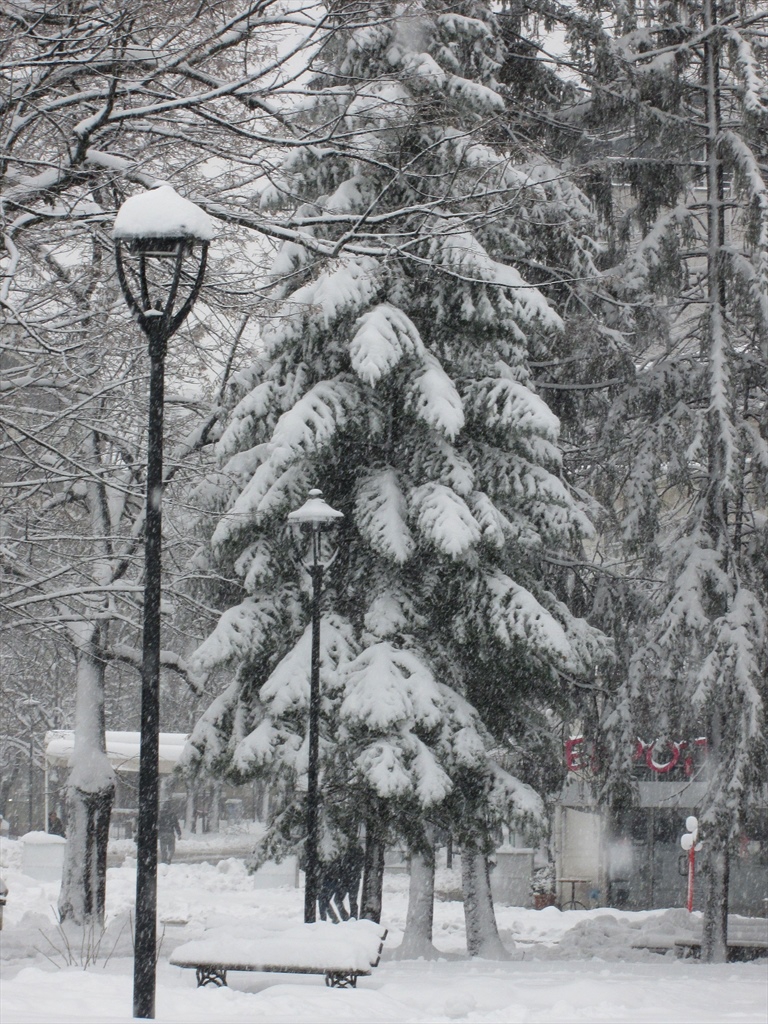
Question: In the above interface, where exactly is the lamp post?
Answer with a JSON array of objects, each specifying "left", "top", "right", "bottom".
[
  {"left": 287, "top": 489, "right": 343, "bottom": 923},
  {"left": 113, "top": 184, "right": 212, "bottom": 1020}
]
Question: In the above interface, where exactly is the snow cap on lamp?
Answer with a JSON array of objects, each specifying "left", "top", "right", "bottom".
[
  {"left": 287, "top": 489, "right": 344, "bottom": 527},
  {"left": 113, "top": 183, "right": 214, "bottom": 256}
]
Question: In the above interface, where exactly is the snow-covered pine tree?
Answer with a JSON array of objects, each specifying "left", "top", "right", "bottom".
[
  {"left": 566, "top": 0, "right": 768, "bottom": 961},
  {"left": 185, "top": 0, "right": 609, "bottom": 955}
]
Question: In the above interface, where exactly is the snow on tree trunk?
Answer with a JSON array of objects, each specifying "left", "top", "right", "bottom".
[
  {"left": 461, "top": 848, "right": 510, "bottom": 959},
  {"left": 361, "top": 818, "right": 385, "bottom": 924},
  {"left": 702, "top": 831, "right": 729, "bottom": 963},
  {"left": 58, "top": 623, "right": 115, "bottom": 925},
  {"left": 396, "top": 828, "right": 439, "bottom": 960}
]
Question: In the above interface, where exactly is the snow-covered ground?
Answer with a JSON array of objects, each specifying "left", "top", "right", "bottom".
[{"left": 1, "top": 833, "right": 765, "bottom": 1023}]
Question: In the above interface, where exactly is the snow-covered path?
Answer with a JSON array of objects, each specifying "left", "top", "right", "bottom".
[
  {"left": 4, "top": 957, "right": 765, "bottom": 1023},
  {"left": 1, "top": 835, "right": 765, "bottom": 1023}
]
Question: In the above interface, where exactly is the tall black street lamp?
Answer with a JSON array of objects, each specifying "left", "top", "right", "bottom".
[
  {"left": 287, "top": 489, "right": 343, "bottom": 923},
  {"left": 113, "top": 184, "right": 212, "bottom": 1020}
]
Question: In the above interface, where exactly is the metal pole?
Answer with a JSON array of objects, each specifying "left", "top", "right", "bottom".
[
  {"left": 44, "top": 757, "right": 49, "bottom": 832},
  {"left": 132, "top": 324, "right": 166, "bottom": 1020},
  {"left": 687, "top": 846, "right": 695, "bottom": 913},
  {"left": 304, "top": 543, "right": 323, "bottom": 924},
  {"left": 114, "top": 223, "right": 207, "bottom": 1020},
  {"left": 28, "top": 726, "right": 34, "bottom": 832}
]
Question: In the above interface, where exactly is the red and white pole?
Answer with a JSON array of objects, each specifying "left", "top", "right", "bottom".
[{"left": 680, "top": 816, "right": 701, "bottom": 913}]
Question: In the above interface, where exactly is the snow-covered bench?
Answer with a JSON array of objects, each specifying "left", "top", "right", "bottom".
[
  {"left": 674, "top": 936, "right": 767, "bottom": 962},
  {"left": 632, "top": 916, "right": 767, "bottom": 961},
  {"left": 170, "top": 919, "right": 387, "bottom": 989},
  {"left": 629, "top": 933, "right": 679, "bottom": 955}
]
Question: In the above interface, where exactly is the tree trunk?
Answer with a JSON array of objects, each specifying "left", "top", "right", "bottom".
[
  {"left": 184, "top": 781, "right": 196, "bottom": 837},
  {"left": 209, "top": 780, "right": 222, "bottom": 832},
  {"left": 58, "top": 787, "right": 113, "bottom": 924},
  {"left": 461, "top": 847, "right": 510, "bottom": 959},
  {"left": 701, "top": 832, "right": 729, "bottom": 963},
  {"left": 697, "top": 0, "right": 732, "bottom": 968},
  {"left": 396, "top": 827, "right": 439, "bottom": 959},
  {"left": 58, "top": 624, "right": 115, "bottom": 925},
  {"left": 361, "top": 817, "right": 385, "bottom": 923},
  {"left": 253, "top": 781, "right": 268, "bottom": 822}
]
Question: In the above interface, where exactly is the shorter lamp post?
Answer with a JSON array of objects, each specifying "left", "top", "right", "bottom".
[
  {"left": 287, "top": 489, "right": 343, "bottom": 923},
  {"left": 113, "top": 183, "right": 213, "bottom": 1020}
]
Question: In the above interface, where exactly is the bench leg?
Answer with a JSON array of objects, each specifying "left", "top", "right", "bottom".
[
  {"left": 325, "top": 972, "right": 357, "bottom": 989},
  {"left": 196, "top": 966, "right": 227, "bottom": 987}
]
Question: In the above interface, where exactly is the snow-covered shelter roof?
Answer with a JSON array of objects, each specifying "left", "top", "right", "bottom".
[{"left": 45, "top": 731, "right": 188, "bottom": 775}]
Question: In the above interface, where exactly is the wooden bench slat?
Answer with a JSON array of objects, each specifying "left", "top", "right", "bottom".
[
  {"left": 171, "top": 956, "right": 377, "bottom": 972},
  {"left": 171, "top": 958, "right": 374, "bottom": 976}
]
